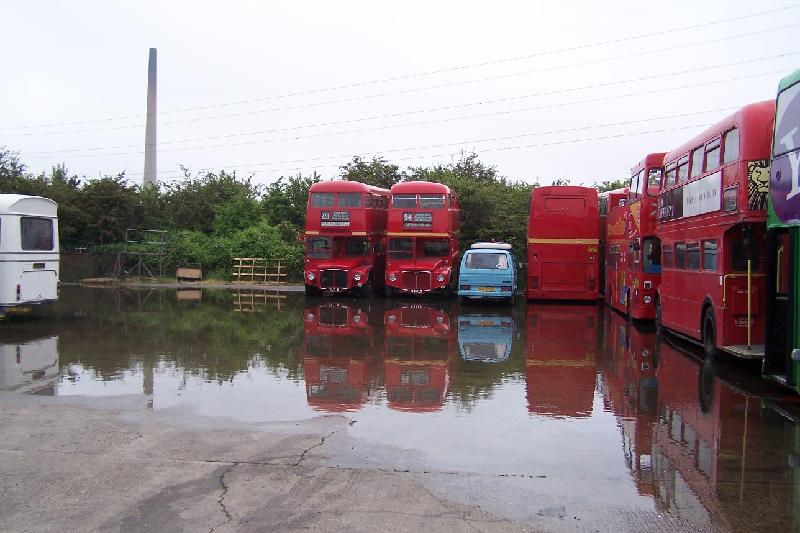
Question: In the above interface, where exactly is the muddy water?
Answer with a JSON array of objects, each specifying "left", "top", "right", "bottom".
[{"left": 2, "top": 285, "right": 800, "bottom": 530}]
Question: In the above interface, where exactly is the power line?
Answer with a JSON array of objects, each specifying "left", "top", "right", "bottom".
[
  {"left": 2, "top": 4, "right": 795, "bottom": 134},
  {"left": 148, "top": 122, "right": 716, "bottom": 182},
  {"left": 33, "top": 51, "right": 796, "bottom": 159}
]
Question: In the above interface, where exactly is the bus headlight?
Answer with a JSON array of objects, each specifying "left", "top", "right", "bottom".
[
  {"left": 306, "top": 272, "right": 315, "bottom": 281},
  {"left": 436, "top": 273, "right": 446, "bottom": 283},
  {"left": 643, "top": 295, "right": 653, "bottom": 304},
  {"left": 389, "top": 273, "right": 397, "bottom": 282},
  {"left": 353, "top": 273, "right": 362, "bottom": 282},
  {"left": 306, "top": 313, "right": 315, "bottom": 322}
]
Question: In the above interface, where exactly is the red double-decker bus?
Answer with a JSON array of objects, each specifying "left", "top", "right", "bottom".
[
  {"left": 525, "top": 304, "right": 600, "bottom": 418},
  {"left": 527, "top": 186, "right": 600, "bottom": 300},
  {"left": 302, "top": 303, "right": 378, "bottom": 412},
  {"left": 655, "top": 101, "right": 773, "bottom": 359},
  {"left": 383, "top": 304, "right": 455, "bottom": 412},
  {"left": 384, "top": 181, "right": 460, "bottom": 296},
  {"left": 599, "top": 187, "right": 628, "bottom": 302},
  {"left": 607, "top": 154, "right": 666, "bottom": 319},
  {"left": 304, "top": 181, "right": 390, "bottom": 295}
]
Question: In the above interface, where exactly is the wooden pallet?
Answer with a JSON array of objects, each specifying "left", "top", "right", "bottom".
[
  {"left": 233, "top": 290, "right": 286, "bottom": 312},
  {"left": 232, "top": 258, "right": 287, "bottom": 285}
]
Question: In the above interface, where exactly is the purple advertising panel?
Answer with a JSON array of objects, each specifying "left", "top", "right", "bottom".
[{"left": 771, "top": 81, "right": 800, "bottom": 223}]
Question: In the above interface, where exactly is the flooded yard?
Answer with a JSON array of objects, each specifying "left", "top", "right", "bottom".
[{"left": 2, "top": 285, "right": 799, "bottom": 532}]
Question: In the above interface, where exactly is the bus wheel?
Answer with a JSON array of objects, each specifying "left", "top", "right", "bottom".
[
  {"left": 702, "top": 307, "right": 718, "bottom": 360},
  {"left": 384, "top": 285, "right": 394, "bottom": 297},
  {"left": 304, "top": 284, "right": 319, "bottom": 296}
]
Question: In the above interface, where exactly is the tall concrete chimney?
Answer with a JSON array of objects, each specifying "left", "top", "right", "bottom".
[{"left": 143, "top": 48, "right": 157, "bottom": 187}]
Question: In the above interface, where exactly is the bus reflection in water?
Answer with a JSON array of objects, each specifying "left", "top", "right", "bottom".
[
  {"left": 599, "top": 310, "right": 659, "bottom": 496},
  {"left": 0, "top": 333, "right": 59, "bottom": 390},
  {"left": 383, "top": 304, "right": 455, "bottom": 411},
  {"left": 457, "top": 309, "right": 514, "bottom": 363},
  {"left": 626, "top": 339, "right": 797, "bottom": 529},
  {"left": 525, "top": 304, "right": 600, "bottom": 418},
  {"left": 302, "top": 304, "right": 379, "bottom": 412}
]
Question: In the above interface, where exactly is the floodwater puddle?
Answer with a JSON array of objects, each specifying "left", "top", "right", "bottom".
[{"left": 1, "top": 285, "right": 799, "bottom": 530}]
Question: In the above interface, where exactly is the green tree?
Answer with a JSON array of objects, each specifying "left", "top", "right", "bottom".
[
  {"left": 339, "top": 156, "right": 404, "bottom": 189},
  {"left": 593, "top": 178, "right": 627, "bottom": 193},
  {"left": 262, "top": 172, "right": 319, "bottom": 229}
]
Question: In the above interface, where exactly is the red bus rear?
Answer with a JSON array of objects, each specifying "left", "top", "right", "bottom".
[
  {"left": 385, "top": 181, "right": 460, "bottom": 296},
  {"left": 525, "top": 304, "right": 600, "bottom": 418},
  {"left": 607, "top": 154, "right": 666, "bottom": 319},
  {"left": 527, "top": 186, "right": 600, "bottom": 300},
  {"left": 599, "top": 187, "right": 628, "bottom": 302},
  {"left": 655, "top": 101, "right": 773, "bottom": 358},
  {"left": 304, "top": 181, "right": 389, "bottom": 295}
]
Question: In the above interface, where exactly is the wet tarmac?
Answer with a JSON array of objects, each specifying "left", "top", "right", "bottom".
[{"left": 2, "top": 285, "right": 800, "bottom": 531}]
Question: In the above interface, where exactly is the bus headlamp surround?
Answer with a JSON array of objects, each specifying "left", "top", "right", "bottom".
[
  {"left": 353, "top": 272, "right": 362, "bottom": 282},
  {"left": 307, "top": 271, "right": 315, "bottom": 281},
  {"left": 389, "top": 273, "right": 397, "bottom": 282},
  {"left": 436, "top": 273, "right": 446, "bottom": 283}
]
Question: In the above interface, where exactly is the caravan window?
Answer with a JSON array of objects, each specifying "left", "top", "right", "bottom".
[{"left": 21, "top": 217, "right": 53, "bottom": 250}]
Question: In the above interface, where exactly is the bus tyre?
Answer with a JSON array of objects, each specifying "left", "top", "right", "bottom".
[
  {"left": 304, "top": 284, "right": 318, "bottom": 297},
  {"left": 384, "top": 285, "right": 393, "bottom": 298},
  {"left": 702, "top": 307, "right": 718, "bottom": 360},
  {"left": 625, "top": 290, "right": 631, "bottom": 321}
]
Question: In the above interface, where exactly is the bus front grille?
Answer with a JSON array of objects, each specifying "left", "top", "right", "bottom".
[
  {"left": 321, "top": 269, "right": 348, "bottom": 289},
  {"left": 401, "top": 270, "right": 431, "bottom": 291}
]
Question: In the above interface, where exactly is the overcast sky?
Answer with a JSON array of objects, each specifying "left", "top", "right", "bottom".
[{"left": 2, "top": 0, "right": 798, "bottom": 188}]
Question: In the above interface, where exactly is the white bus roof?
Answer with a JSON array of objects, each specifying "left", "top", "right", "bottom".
[
  {"left": 469, "top": 242, "right": 512, "bottom": 250},
  {"left": 0, "top": 194, "right": 58, "bottom": 217}
]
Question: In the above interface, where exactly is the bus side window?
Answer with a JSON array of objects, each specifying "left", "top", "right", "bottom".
[
  {"left": 704, "top": 138, "right": 720, "bottom": 172},
  {"left": 687, "top": 242, "right": 700, "bottom": 270},
  {"left": 675, "top": 242, "right": 687, "bottom": 269},
  {"left": 702, "top": 240, "right": 718, "bottom": 272},
  {"left": 723, "top": 128, "right": 740, "bottom": 164},
  {"left": 690, "top": 148, "right": 703, "bottom": 179},
  {"left": 677, "top": 155, "right": 689, "bottom": 183},
  {"left": 647, "top": 168, "right": 662, "bottom": 196},
  {"left": 665, "top": 163, "right": 677, "bottom": 188},
  {"left": 643, "top": 238, "right": 661, "bottom": 273},
  {"left": 365, "top": 193, "right": 372, "bottom": 208}
]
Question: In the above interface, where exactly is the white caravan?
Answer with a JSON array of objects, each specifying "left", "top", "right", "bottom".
[{"left": 0, "top": 194, "right": 59, "bottom": 313}]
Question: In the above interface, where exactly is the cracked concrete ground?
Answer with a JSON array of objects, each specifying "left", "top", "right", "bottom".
[{"left": 0, "top": 393, "right": 533, "bottom": 533}]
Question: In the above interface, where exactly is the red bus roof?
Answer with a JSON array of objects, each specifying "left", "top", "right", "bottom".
[
  {"left": 390, "top": 181, "right": 453, "bottom": 195},
  {"left": 631, "top": 152, "right": 666, "bottom": 175},
  {"left": 534, "top": 185, "right": 598, "bottom": 197},
  {"left": 309, "top": 180, "right": 390, "bottom": 195},
  {"left": 663, "top": 100, "right": 774, "bottom": 165}
]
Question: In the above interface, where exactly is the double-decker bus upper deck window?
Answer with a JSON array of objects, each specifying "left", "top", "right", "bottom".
[
  {"left": 675, "top": 242, "right": 687, "bottom": 269},
  {"left": 598, "top": 197, "right": 608, "bottom": 216},
  {"left": 677, "top": 155, "right": 689, "bottom": 183},
  {"left": 422, "top": 238, "right": 450, "bottom": 257},
  {"left": 647, "top": 168, "right": 663, "bottom": 196},
  {"left": 687, "top": 242, "right": 700, "bottom": 270},
  {"left": 419, "top": 194, "right": 445, "bottom": 209},
  {"left": 307, "top": 237, "right": 332, "bottom": 258},
  {"left": 21, "top": 217, "right": 54, "bottom": 250},
  {"left": 392, "top": 194, "right": 417, "bottom": 208},
  {"left": 643, "top": 238, "right": 661, "bottom": 273},
  {"left": 704, "top": 139, "right": 721, "bottom": 171},
  {"left": 702, "top": 240, "right": 718, "bottom": 271},
  {"left": 465, "top": 252, "right": 509, "bottom": 270},
  {"left": 344, "top": 238, "right": 369, "bottom": 256},
  {"left": 311, "top": 192, "right": 335, "bottom": 207},
  {"left": 544, "top": 197, "right": 585, "bottom": 212},
  {"left": 723, "top": 128, "right": 740, "bottom": 164},
  {"left": 665, "top": 163, "right": 677, "bottom": 188},
  {"left": 690, "top": 148, "right": 704, "bottom": 178},
  {"left": 389, "top": 238, "right": 414, "bottom": 258},
  {"left": 338, "top": 192, "right": 361, "bottom": 208},
  {"left": 662, "top": 244, "right": 674, "bottom": 268},
  {"left": 365, "top": 194, "right": 373, "bottom": 208}
]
